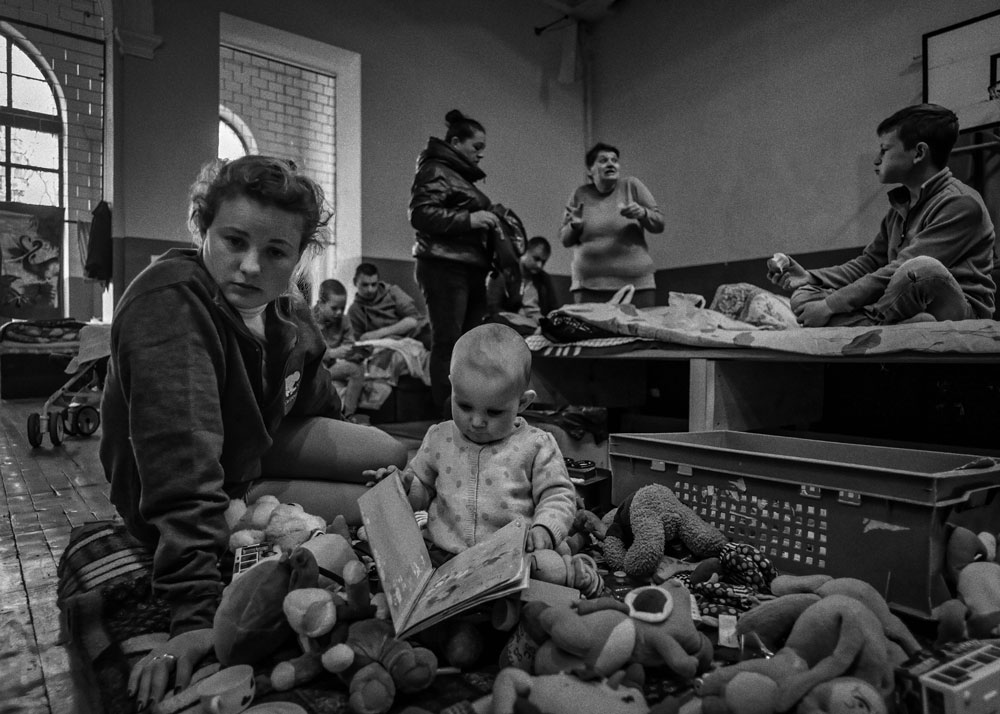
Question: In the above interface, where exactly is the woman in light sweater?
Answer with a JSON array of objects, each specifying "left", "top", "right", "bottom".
[{"left": 559, "top": 142, "right": 665, "bottom": 307}]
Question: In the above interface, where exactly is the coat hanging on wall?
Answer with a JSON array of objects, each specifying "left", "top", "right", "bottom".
[{"left": 84, "top": 200, "right": 112, "bottom": 285}]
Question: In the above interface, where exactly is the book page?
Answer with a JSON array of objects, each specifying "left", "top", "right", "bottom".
[
  {"left": 400, "top": 517, "right": 528, "bottom": 637},
  {"left": 357, "top": 474, "right": 433, "bottom": 629}
]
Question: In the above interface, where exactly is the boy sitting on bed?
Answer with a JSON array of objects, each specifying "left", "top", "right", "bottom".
[
  {"left": 365, "top": 322, "right": 576, "bottom": 562},
  {"left": 313, "top": 278, "right": 366, "bottom": 422},
  {"left": 768, "top": 103, "right": 996, "bottom": 327}
]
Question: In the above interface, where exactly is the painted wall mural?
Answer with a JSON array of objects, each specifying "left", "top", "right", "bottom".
[{"left": 1, "top": 204, "right": 63, "bottom": 319}]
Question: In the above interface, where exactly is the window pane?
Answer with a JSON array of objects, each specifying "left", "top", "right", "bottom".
[
  {"left": 11, "top": 167, "right": 59, "bottom": 205},
  {"left": 11, "top": 45, "right": 45, "bottom": 82},
  {"left": 0, "top": 38, "right": 7, "bottom": 107},
  {"left": 12, "top": 75, "right": 57, "bottom": 115},
  {"left": 11, "top": 127, "right": 59, "bottom": 168},
  {"left": 218, "top": 120, "right": 247, "bottom": 160},
  {"left": 0, "top": 126, "right": 5, "bottom": 163}
]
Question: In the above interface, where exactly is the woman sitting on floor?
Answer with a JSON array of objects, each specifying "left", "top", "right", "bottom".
[{"left": 99, "top": 155, "right": 407, "bottom": 709}]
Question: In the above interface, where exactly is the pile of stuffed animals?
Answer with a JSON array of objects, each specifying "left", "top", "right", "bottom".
[{"left": 158, "top": 484, "right": 1000, "bottom": 714}]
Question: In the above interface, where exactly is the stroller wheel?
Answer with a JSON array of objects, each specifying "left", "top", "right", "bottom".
[
  {"left": 27, "top": 413, "right": 43, "bottom": 448},
  {"left": 63, "top": 408, "right": 79, "bottom": 435},
  {"left": 48, "top": 411, "right": 65, "bottom": 446},
  {"left": 75, "top": 406, "right": 100, "bottom": 436}
]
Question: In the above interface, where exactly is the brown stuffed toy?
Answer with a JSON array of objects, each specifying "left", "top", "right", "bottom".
[
  {"left": 213, "top": 545, "right": 319, "bottom": 665},
  {"left": 696, "top": 594, "right": 897, "bottom": 714},
  {"left": 602, "top": 484, "right": 727, "bottom": 578},
  {"left": 767, "top": 575, "right": 921, "bottom": 658},
  {"left": 527, "top": 579, "right": 714, "bottom": 680}
]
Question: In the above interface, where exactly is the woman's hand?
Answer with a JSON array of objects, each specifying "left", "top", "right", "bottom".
[
  {"left": 470, "top": 210, "right": 500, "bottom": 231},
  {"left": 129, "top": 627, "right": 214, "bottom": 710},
  {"left": 619, "top": 201, "right": 646, "bottom": 220},
  {"left": 567, "top": 203, "right": 583, "bottom": 231}
]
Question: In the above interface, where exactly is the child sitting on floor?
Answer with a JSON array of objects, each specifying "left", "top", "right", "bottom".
[
  {"left": 365, "top": 322, "right": 576, "bottom": 558},
  {"left": 312, "top": 278, "right": 366, "bottom": 422}
]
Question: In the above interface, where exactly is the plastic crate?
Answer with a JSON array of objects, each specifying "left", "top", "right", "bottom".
[{"left": 609, "top": 431, "right": 1000, "bottom": 617}]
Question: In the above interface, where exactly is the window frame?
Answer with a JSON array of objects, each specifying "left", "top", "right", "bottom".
[{"left": 0, "top": 32, "right": 63, "bottom": 207}]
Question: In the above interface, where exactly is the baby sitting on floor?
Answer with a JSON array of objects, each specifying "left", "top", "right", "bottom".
[{"left": 365, "top": 323, "right": 577, "bottom": 559}]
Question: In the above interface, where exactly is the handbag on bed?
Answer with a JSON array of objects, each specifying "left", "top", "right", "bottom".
[{"left": 538, "top": 285, "right": 632, "bottom": 343}]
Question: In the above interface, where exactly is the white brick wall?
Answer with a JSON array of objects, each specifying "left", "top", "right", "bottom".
[
  {"left": 219, "top": 45, "right": 337, "bottom": 232},
  {"left": 2, "top": 0, "right": 104, "bottom": 282}
]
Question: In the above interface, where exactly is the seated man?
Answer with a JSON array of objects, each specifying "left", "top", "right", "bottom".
[
  {"left": 349, "top": 262, "right": 431, "bottom": 347},
  {"left": 313, "top": 278, "right": 366, "bottom": 422},
  {"left": 487, "top": 235, "right": 562, "bottom": 320},
  {"left": 768, "top": 103, "right": 996, "bottom": 327}
]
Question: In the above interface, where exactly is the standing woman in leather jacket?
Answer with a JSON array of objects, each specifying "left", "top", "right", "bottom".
[{"left": 409, "top": 109, "right": 500, "bottom": 413}]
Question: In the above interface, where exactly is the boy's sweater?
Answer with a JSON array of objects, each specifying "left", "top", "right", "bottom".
[
  {"left": 811, "top": 168, "right": 996, "bottom": 318},
  {"left": 348, "top": 282, "right": 422, "bottom": 336}
]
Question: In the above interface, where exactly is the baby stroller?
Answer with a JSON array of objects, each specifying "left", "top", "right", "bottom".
[{"left": 27, "top": 323, "right": 110, "bottom": 448}]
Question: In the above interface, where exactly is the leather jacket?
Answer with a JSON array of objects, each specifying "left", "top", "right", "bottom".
[{"left": 409, "top": 136, "right": 492, "bottom": 268}]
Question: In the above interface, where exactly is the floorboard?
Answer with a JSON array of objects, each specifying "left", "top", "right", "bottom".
[{"left": 1, "top": 396, "right": 115, "bottom": 714}]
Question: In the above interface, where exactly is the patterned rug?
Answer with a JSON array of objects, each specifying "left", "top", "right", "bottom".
[{"left": 56, "top": 521, "right": 495, "bottom": 714}]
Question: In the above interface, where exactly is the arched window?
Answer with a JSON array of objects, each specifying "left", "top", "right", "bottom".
[
  {"left": 218, "top": 118, "right": 246, "bottom": 160},
  {"left": 218, "top": 104, "right": 256, "bottom": 160},
  {"left": 1, "top": 32, "right": 62, "bottom": 206}
]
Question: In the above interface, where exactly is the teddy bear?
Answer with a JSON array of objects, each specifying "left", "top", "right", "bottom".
[
  {"left": 696, "top": 594, "right": 896, "bottom": 714},
  {"left": 695, "top": 593, "right": 898, "bottom": 714},
  {"left": 225, "top": 494, "right": 329, "bottom": 553},
  {"left": 765, "top": 575, "right": 921, "bottom": 658},
  {"left": 214, "top": 531, "right": 374, "bottom": 666},
  {"left": 271, "top": 616, "right": 439, "bottom": 714},
  {"left": 214, "top": 542, "right": 321, "bottom": 666},
  {"left": 281, "top": 559, "right": 379, "bottom": 646},
  {"left": 601, "top": 484, "right": 728, "bottom": 579},
  {"left": 321, "top": 618, "right": 439, "bottom": 714},
  {"left": 479, "top": 666, "right": 682, "bottom": 714},
  {"left": 267, "top": 557, "right": 438, "bottom": 714},
  {"left": 932, "top": 525, "right": 1000, "bottom": 644},
  {"left": 526, "top": 579, "right": 714, "bottom": 681}
]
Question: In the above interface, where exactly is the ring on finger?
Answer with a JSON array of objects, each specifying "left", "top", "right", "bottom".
[{"left": 152, "top": 653, "right": 177, "bottom": 663}]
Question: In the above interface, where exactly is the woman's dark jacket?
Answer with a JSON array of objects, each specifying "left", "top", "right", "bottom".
[
  {"left": 100, "top": 249, "right": 340, "bottom": 637},
  {"left": 409, "top": 136, "right": 492, "bottom": 268}
]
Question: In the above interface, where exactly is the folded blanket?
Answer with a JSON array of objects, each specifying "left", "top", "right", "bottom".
[
  {"left": 357, "top": 336, "right": 431, "bottom": 385},
  {"left": 709, "top": 283, "right": 798, "bottom": 329},
  {"left": 537, "top": 301, "right": 1000, "bottom": 357}
]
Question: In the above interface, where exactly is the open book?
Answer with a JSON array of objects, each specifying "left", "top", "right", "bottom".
[{"left": 357, "top": 473, "right": 530, "bottom": 639}]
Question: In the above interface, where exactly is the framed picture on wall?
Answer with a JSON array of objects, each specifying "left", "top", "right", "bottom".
[
  {"left": 0, "top": 203, "right": 64, "bottom": 320},
  {"left": 923, "top": 9, "right": 1000, "bottom": 134},
  {"left": 991, "top": 52, "right": 1000, "bottom": 102}
]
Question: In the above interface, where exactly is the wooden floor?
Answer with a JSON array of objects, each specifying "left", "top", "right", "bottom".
[
  {"left": 0, "top": 393, "right": 430, "bottom": 714},
  {"left": 0, "top": 396, "right": 116, "bottom": 713}
]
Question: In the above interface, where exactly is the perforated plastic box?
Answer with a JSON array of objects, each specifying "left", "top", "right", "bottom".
[{"left": 609, "top": 431, "right": 1000, "bottom": 617}]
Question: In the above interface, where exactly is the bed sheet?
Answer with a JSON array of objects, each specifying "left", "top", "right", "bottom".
[
  {"left": 531, "top": 302, "right": 1000, "bottom": 357},
  {"left": 65, "top": 321, "right": 111, "bottom": 372}
]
